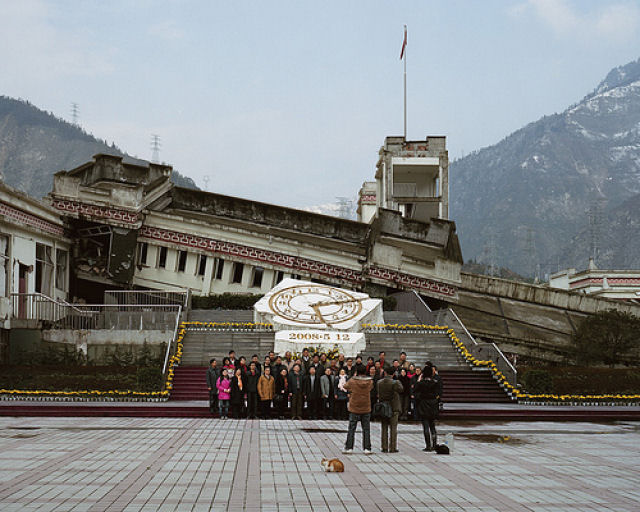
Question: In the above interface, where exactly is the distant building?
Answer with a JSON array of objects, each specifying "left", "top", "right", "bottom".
[
  {"left": 47, "top": 137, "right": 462, "bottom": 303},
  {"left": 548, "top": 259, "right": 640, "bottom": 303}
]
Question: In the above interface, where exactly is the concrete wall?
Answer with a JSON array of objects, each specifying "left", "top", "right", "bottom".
[
  {"left": 461, "top": 272, "right": 640, "bottom": 315},
  {"left": 9, "top": 328, "right": 171, "bottom": 364}
]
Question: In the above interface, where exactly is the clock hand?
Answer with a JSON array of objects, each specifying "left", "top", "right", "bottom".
[
  {"left": 310, "top": 304, "right": 332, "bottom": 328},
  {"left": 310, "top": 298, "right": 367, "bottom": 307}
]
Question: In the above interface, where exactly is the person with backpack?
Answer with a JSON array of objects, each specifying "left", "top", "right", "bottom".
[
  {"left": 216, "top": 368, "right": 231, "bottom": 419},
  {"left": 377, "top": 366, "right": 404, "bottom": 453}
]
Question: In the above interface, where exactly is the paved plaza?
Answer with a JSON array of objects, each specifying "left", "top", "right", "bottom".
[{"left": 0, "top": 417, "right": 637, "bottom": 511}]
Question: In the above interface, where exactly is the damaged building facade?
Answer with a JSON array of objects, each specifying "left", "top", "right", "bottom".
[
  {"left": 47, "top": 136, "right": 462, "bottom": 304},
  {"left": 0, "top": 182, "right": 71, "bottom": 360}
]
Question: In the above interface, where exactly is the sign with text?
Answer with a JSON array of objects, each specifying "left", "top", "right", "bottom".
[{"left": 274, "top": 330, "right": 366, "bottom": 358}]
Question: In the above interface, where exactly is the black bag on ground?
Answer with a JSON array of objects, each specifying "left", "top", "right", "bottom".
[
  {"left": 435, "top": 444, "right": 450, "bottom": 455},
  {"left": 373, "top": 401, "right": 393, "bottom": 419}
]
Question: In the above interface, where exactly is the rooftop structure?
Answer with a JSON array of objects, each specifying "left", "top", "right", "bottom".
[{"left": 358, "top": 136, "right": 449, "bottom": 224}]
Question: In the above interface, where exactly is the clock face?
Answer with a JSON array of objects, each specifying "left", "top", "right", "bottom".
[{"left": 268, "top": 284, "right": 363, "bottom": 327}]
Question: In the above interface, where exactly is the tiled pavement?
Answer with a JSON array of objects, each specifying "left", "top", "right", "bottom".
[{"left": 0, "top": 417, "right": 637, "bottom": 511}]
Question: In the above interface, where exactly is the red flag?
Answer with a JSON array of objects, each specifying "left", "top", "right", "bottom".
[{"left": 400, "top": 26, "right": 407, "bottom": 60}]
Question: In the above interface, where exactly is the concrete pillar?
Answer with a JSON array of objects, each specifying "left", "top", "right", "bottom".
[
  {"left": 201, "top": 254, "right": 215, "bottom": 295},
  {"left": 441, "top": 154, "right": 449, "bottom": 220}
]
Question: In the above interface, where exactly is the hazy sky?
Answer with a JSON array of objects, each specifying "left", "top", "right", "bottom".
[{"left": 2, "top": 0, "right": 640, "bottom": 208}]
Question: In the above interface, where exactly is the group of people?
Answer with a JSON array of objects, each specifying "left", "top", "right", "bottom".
[{"left": 206, "top": 348, "right": 443, "bottom": 452}]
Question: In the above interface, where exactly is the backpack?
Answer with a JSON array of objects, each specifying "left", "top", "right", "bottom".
[{"left": 373, "top": 401, "right": 393, "bottom": 419}]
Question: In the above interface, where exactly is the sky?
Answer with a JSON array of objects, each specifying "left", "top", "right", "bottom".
[{"left": 1, "top": 0, "right": 640, "bottom": 209}]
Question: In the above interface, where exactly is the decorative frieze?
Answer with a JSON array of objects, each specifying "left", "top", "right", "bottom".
[
  {"left": 0, "top": 201, "right": 64, "bottom": 236},
  {"left": 368, "top": 265, "right": 457, "bottom": 298},
  {"left": 51, "top": 199, "right": 140, "bottom": 225}
]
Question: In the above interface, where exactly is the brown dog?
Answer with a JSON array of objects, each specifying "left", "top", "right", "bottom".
[{"left": 320, "top": 458, "right": 344, "bottom": 472}]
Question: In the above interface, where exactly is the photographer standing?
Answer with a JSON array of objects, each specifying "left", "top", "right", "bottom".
[
  {"left": 377, "top": 366, "right": 403, "bottom": 453},
  {"left": 415, "top": 363, "right": 440, "bottom": 451}
]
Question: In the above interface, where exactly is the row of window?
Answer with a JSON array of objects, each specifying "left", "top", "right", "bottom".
[
  {"left": 137, "top": 242, "right": 292, "bottom": 289},
  {"left": 0, "top": 235, "right": 68, "bottom": 297}
]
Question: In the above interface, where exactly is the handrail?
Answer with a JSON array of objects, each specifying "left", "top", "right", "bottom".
[
  {"left": 447, "top": 307, "right": 478, "bottom": 346},
  {"left": 162, "top": 305, "right": 183, "bottom": 375}
]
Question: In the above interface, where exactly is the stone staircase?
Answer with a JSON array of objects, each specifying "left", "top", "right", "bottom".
[
  {"left": 172, "top": 309, "right": 513, "bottom": 403},
  {"left": 170, "top": 366, "right": 512, "bottom": 403}
]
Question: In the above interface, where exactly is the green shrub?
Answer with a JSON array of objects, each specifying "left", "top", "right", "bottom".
[
  {"left": 522, "top": 369, "right": 553, "bottom": 394},
  {"left": 136, "top": 366, "right": 163, "bottom": 391}
]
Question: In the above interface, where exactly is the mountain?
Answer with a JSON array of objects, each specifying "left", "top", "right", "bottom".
[
  {"left": 0, "top": 96, "right": 197, "bottom": 199},
  {"left": 450, "top": 57, "right": 640, "bottom": 276}
]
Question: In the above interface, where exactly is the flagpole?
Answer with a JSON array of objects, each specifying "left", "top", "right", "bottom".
[{"left": 403, "top": 25, "right": 407, "bottom": 140}]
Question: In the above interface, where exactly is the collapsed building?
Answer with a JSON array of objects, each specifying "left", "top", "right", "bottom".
[{"left": 48, "top": 136, "right": 462, "bottom": 305}]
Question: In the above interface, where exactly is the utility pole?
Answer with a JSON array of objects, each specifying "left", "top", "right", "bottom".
[{"left": 150, "top": 134, "right": 161, "bottom": 163}]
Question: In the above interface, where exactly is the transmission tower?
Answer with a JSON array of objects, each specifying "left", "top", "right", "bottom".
[
  {"left": 524, "top": 227, "right": 539, "bottom": 280},
  {"left": 483, "top": 230, "right": 499, "bottom": 277},
  {"left": 588, "top": 199, "right": 605, "bottom": 264},
  {"left": 335, "top": 197, "right": 354, "bottom": 220},
  {"left": 150, "top": 134, "right": 161, "bottom": 163},
  {"left": 71, "top": 102, "right": 79, "bottom": 125}
]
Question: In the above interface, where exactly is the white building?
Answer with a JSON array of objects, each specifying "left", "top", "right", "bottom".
[{"left": 548, "top": 259, "right": 640, "bottom": 303}]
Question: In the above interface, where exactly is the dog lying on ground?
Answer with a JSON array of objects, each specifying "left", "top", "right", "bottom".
[{"left": 320, "top": 458, "right": 344, "bottom": 472}]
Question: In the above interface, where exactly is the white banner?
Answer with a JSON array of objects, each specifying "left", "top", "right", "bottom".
[{"left": 274, "top": 330, "right": 366, "bottom": 358}]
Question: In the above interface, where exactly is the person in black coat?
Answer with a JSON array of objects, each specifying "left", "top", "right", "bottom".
[
  {"left": 415, "top": 363, "right": 439, "bottom": 451},
  {"left": 245, "top": 363, "right": 260, "bottom": 419},
  {"left": 274, "top": 368, "right": 290, "bottom": 419},
  {"left": 206, "top": 358, "right": 220, "bottom": 415},
  {"left": 303, "top": 366, "right": 322, "bottom": 419},
  {"left": 288, "top": 365, "right": 304, "bottom": 420},
  {"left": 229, "top": 368, "right": 246, "bottom": 419}
]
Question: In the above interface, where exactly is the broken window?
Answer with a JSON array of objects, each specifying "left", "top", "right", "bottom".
[
  {"left": 0, "top": 235, "right": 8, "bottom": 296},
  {"left": 35, "top": 243, "right": 53, "bottom": 295},
  {"left": 251, "top": 266, "right": 264, "bottom": 288},
  {"left": 177, "top": 250, "right": 188, "bottom": 273},
  {"left": 214, "top": 258, "right": 224, "bottom": 280},
  {"left": 231, "top": 262, "right": 244, "bottom": 284},
  {"left": 157, "top": 246, "right": 167, "bottom": 269},
  {"left": 55, "top": 249, "right": 68, "bottom": 291},
  {"left": 197, "top": 255, "right": 207, "bottom": 276},
  {"left": 137, "top": 242, "right": 148, "bottom": 266}
]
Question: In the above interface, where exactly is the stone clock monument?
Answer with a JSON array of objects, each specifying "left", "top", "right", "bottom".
[{"left": 254, "top": 278, "right": 384, "bottom": 356}]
